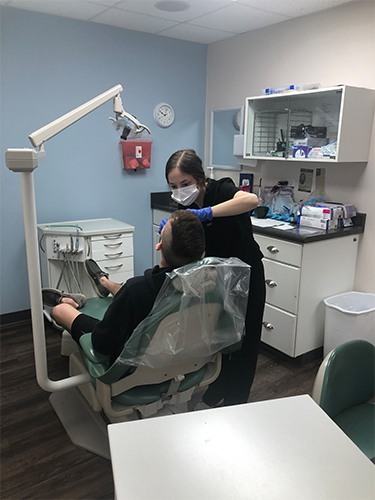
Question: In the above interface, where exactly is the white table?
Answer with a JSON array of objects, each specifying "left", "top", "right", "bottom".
[{"left": 108, "top": 395, "right": 375, "bottom": 499}]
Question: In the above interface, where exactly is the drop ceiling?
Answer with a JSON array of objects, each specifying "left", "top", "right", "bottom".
[{"left": 0, "top": 0, "right": 361, "bottom": 44}]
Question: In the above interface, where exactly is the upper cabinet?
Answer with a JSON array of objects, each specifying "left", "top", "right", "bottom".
[{"left": 243, "top": 86, "right": 375, "bottom": 163}]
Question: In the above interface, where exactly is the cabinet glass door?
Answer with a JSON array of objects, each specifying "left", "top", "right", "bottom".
[
  {"left": 288, "top": 90, "right": 342, "bottom": 160},
  {"left": 250, "top": 95, "right": 290, "bottom": 158},
  {"left": 245, "top": 88, "right": 343, "bottom": 161}
]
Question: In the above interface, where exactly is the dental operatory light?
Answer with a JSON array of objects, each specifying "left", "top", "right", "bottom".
[
  {"left": 4, "top": 84, "right": 149, "bottom": 393},
  {"left": 111, "top": 92, "right": 151, "bottom": 138}
]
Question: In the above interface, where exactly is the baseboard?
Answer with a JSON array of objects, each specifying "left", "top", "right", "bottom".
[
  {"left": 260, "top": 342, "right": 323, "bottom": 365},
  {"left": 0, "top": 309, "right": 31, "bottom": 326}
]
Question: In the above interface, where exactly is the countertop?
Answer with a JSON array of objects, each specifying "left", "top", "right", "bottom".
[
  {"left": 109, "top": 395, "right": 375, "bottom": 500},
  {"left": 151, "top": 192, "right": 366, "bottom": 244}
]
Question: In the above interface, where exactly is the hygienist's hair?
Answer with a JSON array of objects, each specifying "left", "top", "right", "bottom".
[
  {"left": 165, "top": 149, "right": 206, "bottom": 187},
  {"left": 161, "top": 210, "right": 205, "bottom": 268}
]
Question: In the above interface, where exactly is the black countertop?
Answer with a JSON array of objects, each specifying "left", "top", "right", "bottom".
[{"left": 151, "top": 192, "right": 366, "bottom": 244}]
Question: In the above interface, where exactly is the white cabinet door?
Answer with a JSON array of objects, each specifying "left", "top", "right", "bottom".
[
  {"left": 256, "top": 234, "right": 302, "bottom": 266},
  {"left": 261, "top": 304, "right": 297, "bottom": 356},
  {"left": 263, "top": 259, "right": 300, "bottom": 314}
]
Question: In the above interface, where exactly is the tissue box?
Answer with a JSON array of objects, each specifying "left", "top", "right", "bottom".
[
  {"left": 299, "top": 216, "right": 338, "bottom": 230},
  {"left": 300, "top": 205, "right": 343, "bottom": 220},
  {"left": 293, "top": 138, "right": 328, "bottom": 148},
  {"left": 316, "top": 202, "right": 356, "bottom": 218}
]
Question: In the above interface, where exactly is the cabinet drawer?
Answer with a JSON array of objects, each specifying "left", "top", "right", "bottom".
[
  {"left": 263, "top": 259, "right": 300, "bottom": 313},
  {"left": 256, "top": 234, "right": 302, "bottom": 267},
  {"left": 99, "top": 256, "right": 133, "bottom": 276},
  {"left": 109, "top": 268, "right": 134, "bottom": 285},
  {"left": 91, "top": 236, "right": 133, "bottom": 260},
  {"left": 261, "top": 304, "right": 297, "bottom": 357}
]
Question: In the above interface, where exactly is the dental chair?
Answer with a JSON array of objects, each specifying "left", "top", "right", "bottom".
[
  {"left": 52, "top": 257, "right": 250, "bottom": 457},
  {"left": 312, "top": 339, "right": 375, "bottom": 461}
]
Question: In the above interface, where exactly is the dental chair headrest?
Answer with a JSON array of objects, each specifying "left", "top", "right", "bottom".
[{"left": 171, "top": 266, "right": 217, "bottom": 295}]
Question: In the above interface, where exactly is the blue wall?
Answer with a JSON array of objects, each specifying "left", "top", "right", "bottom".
[{"left": 0, "top": 6, "right": 207, "bottom": 315}]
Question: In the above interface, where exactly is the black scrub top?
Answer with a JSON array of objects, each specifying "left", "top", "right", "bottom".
[{"left": 189, "top": 178, "right": 263, "bottom": 266}]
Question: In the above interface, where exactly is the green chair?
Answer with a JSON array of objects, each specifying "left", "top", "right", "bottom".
[
  {"left": 312, "top": 339, "right": 375, "bottom": 460},
  {"left": 67, "top": 257, "right": 250, "bottom": 423}
]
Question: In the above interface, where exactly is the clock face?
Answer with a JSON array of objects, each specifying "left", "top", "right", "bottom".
[{"left": 154, "top": 103, "right": 175, "bottom": 128}]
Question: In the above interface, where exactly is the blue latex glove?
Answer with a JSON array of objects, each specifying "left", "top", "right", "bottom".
[
  {"left": 158, "top": 217, "right": 168, "bottom": 234},
  {"left": 188, "top": 207, "right": 213, "bottom": 222}
]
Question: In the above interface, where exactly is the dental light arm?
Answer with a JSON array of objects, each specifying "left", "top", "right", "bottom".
[
  {"left": 5, "top": 84, "right": 147, "bottom": 393},
  {"left": 6, "top": 85, "right": 150, "bottom": 173},
  {"left": 29, "top": 85, "right": 124, "bottom": 148}
]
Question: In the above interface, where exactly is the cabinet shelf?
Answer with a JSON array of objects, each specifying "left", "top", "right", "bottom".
[{"left": 243, "top": 85, "right": 375, "bottom": 163}]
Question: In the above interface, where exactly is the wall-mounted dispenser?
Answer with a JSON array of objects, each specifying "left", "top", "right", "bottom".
[{"left": 121, "top": 137, "right": 152, "bottom": 169}]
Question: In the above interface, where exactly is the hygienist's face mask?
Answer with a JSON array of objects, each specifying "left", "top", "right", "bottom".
[{"left": 171, "top": 184, "right": 199, "bottom": 206}]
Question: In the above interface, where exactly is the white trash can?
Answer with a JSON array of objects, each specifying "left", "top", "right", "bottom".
[{"left": 323, "top": 292, "right": 375, "bottom": 356}]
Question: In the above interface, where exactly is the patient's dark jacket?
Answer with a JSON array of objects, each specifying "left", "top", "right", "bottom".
[{"left": 91, "top": 266, "right": 172, "bottom": 363}]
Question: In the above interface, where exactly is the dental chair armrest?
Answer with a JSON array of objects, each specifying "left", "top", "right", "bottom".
[{"left": 79, "top": 333, "right": 111, "bottom": 365}]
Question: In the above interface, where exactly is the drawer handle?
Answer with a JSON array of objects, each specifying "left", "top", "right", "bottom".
[
  {"left": 104, "top": 264, "right": 123, "bottom": 271},
  {"left": 267, "top": 245, "right": 279, "bottom": 254},
  {"left": 265, "top": 279, "right": 277, "bottom": 288},
  {"left": 262, "top": 321, "right": 274, "bottom": 330},
  {"left": 104, "top": 233, "right": 124, "bottom": 239},
  {"left": 104, "top": 251, "right": 123, "bottom": 258},
  {"left": 104, "top": 242, "right": 123, "bottom": 249}
]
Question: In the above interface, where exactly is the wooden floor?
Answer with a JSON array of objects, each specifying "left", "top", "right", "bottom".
[{"left": 1, "top": 320, "right": 321, "bottom": 500}]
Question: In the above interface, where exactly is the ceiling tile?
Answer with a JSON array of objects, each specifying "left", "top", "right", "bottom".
[
  {"left": 236, "top": 0, "right": 360, "bottom": 17},
  {"left": 114, "top": 0, "right": 231, "bottom": 22},
  {"left": 86, "top": 0, "right": 121, "bottom": 5},
  {"left": 1, "top": 0, "right": 361, "bottom": 44},
  {"left": 6, "top": 0, "right": 107, "bottom": 20},
  {"left": 190, "top": 3, "right": 288, "bottom": 33},
  {"left": 92, "top": 8, "right": 177, "bottom": 32},
  {"left": 160, "top": 23, "right": 236, "bottom": 44}
]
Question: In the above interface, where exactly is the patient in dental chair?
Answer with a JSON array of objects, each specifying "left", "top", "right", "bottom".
[{"left": 43, "top": 210, "right": 205, "bottom": 364}]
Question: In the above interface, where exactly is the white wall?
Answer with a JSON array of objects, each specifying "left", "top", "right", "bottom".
[{"left": 205, "top": 0, "right": 375, "bottom": 292}]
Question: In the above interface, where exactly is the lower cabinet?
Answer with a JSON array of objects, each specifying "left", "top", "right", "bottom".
[
  {"left": 255, "top": 233, "right": 359, "bottom": 357},
  {"left": 38, "top": 218, "right": 134, "bottom": 298}
]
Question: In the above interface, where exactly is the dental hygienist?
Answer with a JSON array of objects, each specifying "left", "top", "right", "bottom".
[{"left": 164, "top": 149, "right": 266, "bottom": 407}]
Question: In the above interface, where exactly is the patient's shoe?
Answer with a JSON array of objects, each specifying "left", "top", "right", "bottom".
[
  {"left": 85, "top": 259, "right": 110, "bottom": 297},
  {"left": 42, "top": 288, "right": 87, "bottom": 309}
]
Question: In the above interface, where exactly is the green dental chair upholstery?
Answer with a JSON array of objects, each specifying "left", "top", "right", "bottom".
[
  {"left": 312, "top": 339, "right": 375, "bottom": 460},
  {"left": 67, "top": 257, "right": 250, "bottom": 423}
]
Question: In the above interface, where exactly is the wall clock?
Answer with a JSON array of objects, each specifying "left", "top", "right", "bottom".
[{"left": 153, "top": 102, "right": 175, "bottom": 128}]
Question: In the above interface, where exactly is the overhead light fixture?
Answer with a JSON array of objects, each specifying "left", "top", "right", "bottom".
[{"left": 155, "top": 0, "right": 190, "bottom": 12}]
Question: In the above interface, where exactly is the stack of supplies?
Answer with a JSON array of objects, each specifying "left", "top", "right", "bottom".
[{"left": 298, "top": 202, "right": 357, "bottom": 230}]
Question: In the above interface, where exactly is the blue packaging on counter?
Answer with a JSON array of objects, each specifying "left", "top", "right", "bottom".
[{"left": 293, "top": 146, "right": 311, "bottom": 158}]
